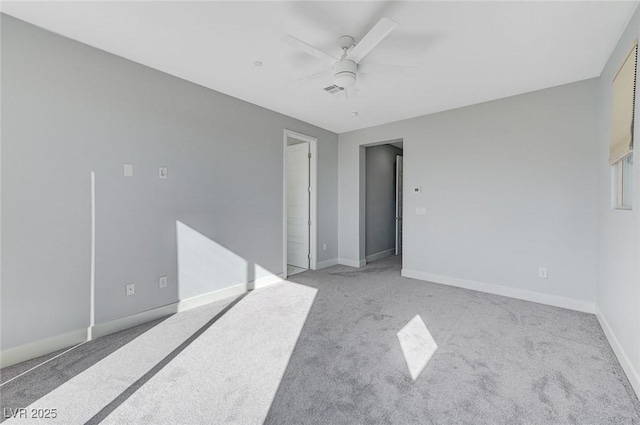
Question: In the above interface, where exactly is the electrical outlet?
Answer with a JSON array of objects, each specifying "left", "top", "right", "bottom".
[
  {"left": 322, "top": 243, "right": 327, "bottom": 251},
  {"left": 159, "top": 276, "right": 168, "bottom": 288},
  {"left": 126, "top": 283, "right": 135, "bottom": 296},
  {"left": 538, "top": 267, "right": 548, "bottom": 279}
]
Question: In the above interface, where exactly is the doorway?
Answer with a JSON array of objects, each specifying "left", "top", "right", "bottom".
[
  {"left": 364, "top": 141, "right": 403, "bottom": 264},
  {"left": 283, "top": 130, "right": 318, "bottom": 278},
  {"left": 395, "top": 155, "right": 403, "bottom": 255}
]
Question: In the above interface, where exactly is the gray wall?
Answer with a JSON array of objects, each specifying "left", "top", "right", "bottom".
[
  {"left": 339, "top": 79, "right": 599, "bottom": 305},
  {"left": 595, "top": 5, "right": 640, "bottom": 391},
  {"left": 1, "top": 15, "right": 338, "bottom": 350},
  {"left": 365, "top": 144, "right": 402, "bottom": 258}
]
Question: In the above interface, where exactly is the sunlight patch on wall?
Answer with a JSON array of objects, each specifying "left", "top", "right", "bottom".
[{"left": 176, "top": 221, "right": 248, "bottom": 299}]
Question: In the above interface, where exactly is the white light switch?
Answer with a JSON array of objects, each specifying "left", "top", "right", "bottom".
[
  {"left": 126, "top": 283, "right": 135, "bottom": 296},
  {"left": 416, "top": 207, "right": 427, "bottom": 215},
  {"left": 123, "top": 164, "right": 133, "bottom": 177},
  {"left": 538, "top": 267, "right": 548, "bottom": 279},
  {"left": 159, "top": 167, "right": 168, "bottom": 179},
  {"left": 159, "top": 276, "right": 168, "bottom": 288}
]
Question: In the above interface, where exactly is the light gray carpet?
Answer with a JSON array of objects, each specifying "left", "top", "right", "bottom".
[
  {"left": 99, "top": 280, "right": 316, "bottom": 425},
  {"left": 0, "top": 296, "right": 236, "bottom": 424},
  {"left": 1, "top": 281, "right": 317, "bottom": 425},
  {"left": 0, "top": 317, "right": 168, "bottom": 422},
  {"left": 265, "top": 255, "right": 640, "bottom": 425},
  {"left": 2, "top": 256, "right": 639, "bottom": 424}
]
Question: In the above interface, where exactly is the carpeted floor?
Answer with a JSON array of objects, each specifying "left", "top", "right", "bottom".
[
  {"left": 265, "top": 256, "right": 640, "bottom": 425},
  {"left": 0, "top": 297, "right": 236, "bottom": 424},
  {"left": 1, "top": 281, "right": 317, "bottom": 425},
  {"left": 2, "top": 256, "right": 639, "bottom": 424},
  {"left": 287, "top": 265, "right": 307, "bottom": 276},
  {"left": 0, "top": 316, "right": 170, "bottom": 417}
]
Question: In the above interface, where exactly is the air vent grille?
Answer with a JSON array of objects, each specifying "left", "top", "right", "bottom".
[{"left": 323, "top": 85, "right": 344, "bottom": 94}]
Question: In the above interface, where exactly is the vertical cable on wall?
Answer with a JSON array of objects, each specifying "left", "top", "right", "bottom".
[{"left": 89, "top": 171, "right": 96, "bottom": 340}]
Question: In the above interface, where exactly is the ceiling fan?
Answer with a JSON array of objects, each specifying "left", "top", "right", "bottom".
[{"left": 282, "top": 17, "right": 415, "bottom": 99}]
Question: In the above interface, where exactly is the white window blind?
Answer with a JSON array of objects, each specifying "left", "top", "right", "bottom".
[{"left": 610, "top": 43, "right": 637, "bottom": 164}]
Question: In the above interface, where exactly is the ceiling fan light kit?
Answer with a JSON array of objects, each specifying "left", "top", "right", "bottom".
[{"left": 333, "top": 60, "right": 357, "bottom": 88}]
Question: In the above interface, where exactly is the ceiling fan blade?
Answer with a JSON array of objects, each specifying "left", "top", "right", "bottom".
[
  {"left": 282, "top": 35, "right": 338, "bottom": 64},
  {"left": 346, "top": 17, "right": 397, "bottom": 64},
  {"left": 286, "top": 69, "right": 332, "bottom": 86},
  {"left": 358, "top": 62, "right": 417, "bottom": 76}
]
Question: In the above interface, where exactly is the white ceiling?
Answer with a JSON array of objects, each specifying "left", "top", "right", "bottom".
[{"left": 2, "top": 1, "right": 637, "bottom": 133}]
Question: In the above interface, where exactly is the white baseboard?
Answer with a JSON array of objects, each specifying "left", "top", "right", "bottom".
[
  {"left": 252, "top": 273, "right": 285, "bottom": 290},
  {"left": 366, "top": 248, "right": 395, "bottom": 263},
  {"left": 401, "top": 269, "right": 595, "bottom": 313},
  {"left": 176, "top": 282, "right": 247, "bottom": 313},
  {"left": 316, "top": 258, "right": 338, "bottom": 270},
  {"left": 596, "top": 307, "right": 640, "bottom": 398},
  {"left": 1, "top": 274, "right": 285, "bottom": 369},
  {"left": 338, "top": 258, "right": 366, "bottom": 268},
  {"left": 90, "top": 303, "right": 179, "bottom": 340},
  {"left": 0, "top": 328, "right": 87, "bottom": 369},
  {"left": 91, "top": 283, "right": 250, "bottom": 340}
]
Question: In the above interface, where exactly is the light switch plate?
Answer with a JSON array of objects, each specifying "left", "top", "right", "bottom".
[
  {"left": 159, "top": 276, "right": 168, "bottom": 288},
  {"left": 538, "top": 267, "right": 548, "bottom": 279},
  {"left": 124, "top": 164, "right": 133, "bottom": 177},
  {"left": 159, "top": 167, "right": 168, "bottom": 179},
  {"left": 126, "top": 283, "right": 135, "bottom": 296}
]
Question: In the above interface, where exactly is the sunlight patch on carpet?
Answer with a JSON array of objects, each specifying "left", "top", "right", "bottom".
[{"left": 397, "top": 315, "right": 437, "bottom": 381}]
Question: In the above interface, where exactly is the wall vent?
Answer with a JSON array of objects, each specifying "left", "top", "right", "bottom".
[{"left": 323, "top": 85, "right": 344, "bottom": 94}]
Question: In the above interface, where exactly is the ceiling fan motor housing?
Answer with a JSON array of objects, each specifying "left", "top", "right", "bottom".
[{"left": 333, "top": 59, "right": 357, "bottom": 88}]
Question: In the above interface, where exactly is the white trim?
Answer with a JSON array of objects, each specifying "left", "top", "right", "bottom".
[
  {"left": 89, "top": 171, "right": 96, "bottom": 340},
  {"left": 283, "top": 135, "right": 287, "bottom": 279},
  {"left": 316, "top": 258, "right": 339, "bottom": 270},
  {"left": 0, "top": 329, "right": 87, "bottom": 369},
  {"left": 365, "top": 248, "right": 395, "bottom": 263},
  {"left": 283, "top": 129, "right": 318, "bottom": 278},
  {"left": 401, "top": 269, "right": 595, "bottom": 313},
  {"left": 596, "top": 307, "right": 640, "bottom": 398},
  {"left": 91, "top": 279, "right": 267, "bottom": 338},
  {"left": 358, "top": 138, "right": 404, "bottom": 267},
  {"left": 1, "top": 274, "right": 285, "bottom": 368},
  {"left": 252, "top": 273, "right": 285, "bottom": 289},
  {"left": 174, "top": 283, "right": 247, "bottom": 313},
  {"left": 338, "top": 258, "right": 366, "bottom": 268},
  {"left": 90, "top": 303, "right": 179, "bottom": 340},
  {"left": 0, "top": 343, "right": 87, "bottom": 387}
]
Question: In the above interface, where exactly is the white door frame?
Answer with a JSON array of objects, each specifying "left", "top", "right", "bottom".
[
  {"left": 283, "top": 129, "right": 318, "bottom": 278},
  {"left": 360, "top": 138, "right": 404, "bottom": 265},
  {"left": 395, "top": 155, "right": 403, "bottom": 255}
]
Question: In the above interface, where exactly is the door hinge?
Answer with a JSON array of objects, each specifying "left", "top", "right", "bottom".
[
  {"left": 308, "top": 186, "right": 312, "bottom": 192},
  {"left": 308, "top": 220, "right": 311, "bottom": 226},
  {"left": 308, "top": 153, "right": 312, "bottom": 159},
  {"left": 308, "top": 253, "right": 311, "bottom": 259}
]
